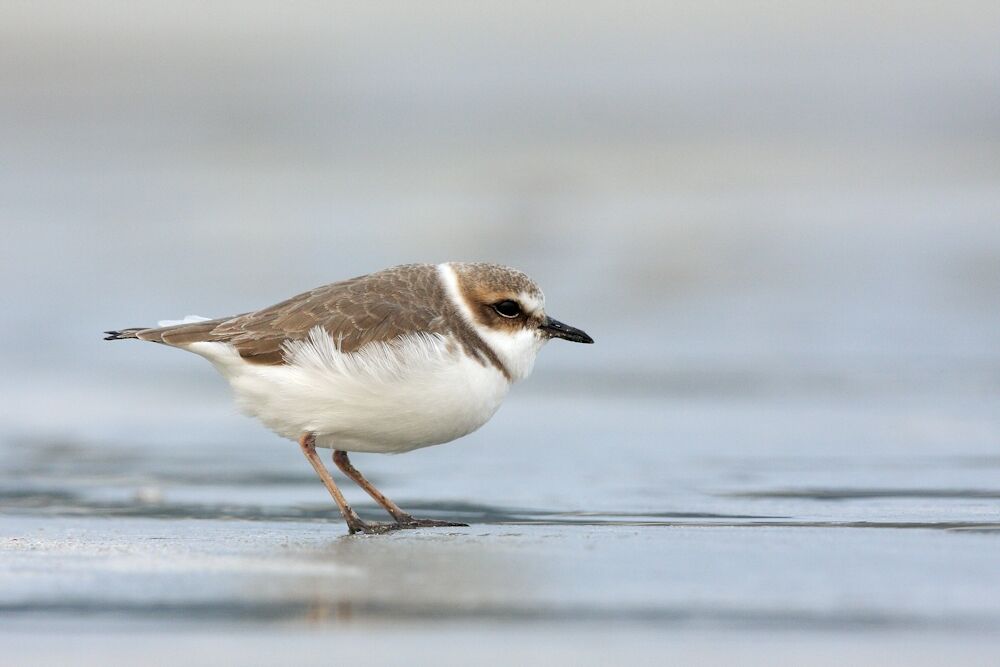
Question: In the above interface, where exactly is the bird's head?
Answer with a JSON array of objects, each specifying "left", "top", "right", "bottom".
[{"left": 441, "top": 262, "right": 593, "bottom": 381}]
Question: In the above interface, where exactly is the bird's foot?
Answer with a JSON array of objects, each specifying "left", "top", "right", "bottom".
[
  {"left": 346, "top": 518, "right": 466, "bottom": 534},
  {"left": 395, "top": 517, "right": 469, "bottom": 529},
  {"left": 346, "top": 520, "right": 401, "bottom": 535},
  {"left": 345, "top": 515, "right": 467, "bottom": 535}
]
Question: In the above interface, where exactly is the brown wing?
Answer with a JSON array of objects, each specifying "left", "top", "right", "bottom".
[{"left": 136, "top": 264, "right": 450, "bottom": 364}]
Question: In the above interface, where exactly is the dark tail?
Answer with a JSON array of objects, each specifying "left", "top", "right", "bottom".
[{"left": 103, "top": 328, "right": 146, "bottom": 341}]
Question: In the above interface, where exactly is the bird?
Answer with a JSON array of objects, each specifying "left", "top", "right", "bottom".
[{"left": 105, "top": 262, "right": 593, "bottom": 534}]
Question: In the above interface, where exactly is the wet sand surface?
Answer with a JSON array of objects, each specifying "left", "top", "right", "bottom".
[{"left": 2, "top": 381, "right": 999, "bottom": 664}]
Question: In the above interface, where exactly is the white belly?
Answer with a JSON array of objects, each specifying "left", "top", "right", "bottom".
[{"left": 186, "top": 329, "right": 511, "bottom": 453}]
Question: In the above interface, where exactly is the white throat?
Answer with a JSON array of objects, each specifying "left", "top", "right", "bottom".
[{"left": 437, "top": 263, "right": 545, "bottom": 382}]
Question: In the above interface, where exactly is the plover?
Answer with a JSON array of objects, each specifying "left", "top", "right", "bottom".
[{"left": 105, "top": 262, "right": 593, "bottom": 534}]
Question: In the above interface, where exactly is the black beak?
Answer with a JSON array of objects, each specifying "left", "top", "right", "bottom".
[{"left": 540, "top": 316, "right": 594, "bottom": 344}]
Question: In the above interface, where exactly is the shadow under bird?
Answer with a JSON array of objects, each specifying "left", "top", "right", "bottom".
[{"left": 105, "top": 262, "right": 593, "bottom": 534}]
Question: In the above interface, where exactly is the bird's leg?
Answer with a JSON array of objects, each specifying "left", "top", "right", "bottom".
[
  {"left": 331, "top": 450, "right": 410, "bottom": 522},
  {"left": 333, "top": 450, "right": 467, "bottom": 529},
  {"left": 298, "top": 433, "right": 393, "bottom": 535}
]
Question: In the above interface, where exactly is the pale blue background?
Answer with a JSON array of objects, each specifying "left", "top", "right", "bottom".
[{"left": 1, "top": 3, "right": 999, "bottom": 664}]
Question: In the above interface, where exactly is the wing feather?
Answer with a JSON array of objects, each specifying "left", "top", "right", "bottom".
[{"left": 136, "top": 264, "right": 449, "bottom": 365}]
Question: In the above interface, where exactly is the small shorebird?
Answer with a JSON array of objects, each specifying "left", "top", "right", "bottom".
[{"left": 106, "top": 262, "right": 593, "bottom": 534}]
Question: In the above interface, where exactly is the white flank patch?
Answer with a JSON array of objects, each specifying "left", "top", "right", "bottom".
[
  {"left": 183, "top": 326, "right": 510, "bottom": 453},
  {"left": 157, "top": 314, "right": 211, "bottom": 327},
  {"left": 437, "top": 262, "right": 547, "bottom": 382},
  {"left": 281, "top": 327, "right": 452, "bottom": 383}
]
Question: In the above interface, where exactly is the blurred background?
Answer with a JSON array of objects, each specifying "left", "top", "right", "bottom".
[{"left": 1, "top": 2, "right": 999, "bottom": 664}]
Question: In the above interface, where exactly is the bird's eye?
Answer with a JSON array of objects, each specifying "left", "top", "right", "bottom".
[{"left": 492, "top": 300, "right": 521, "bottom": 318}]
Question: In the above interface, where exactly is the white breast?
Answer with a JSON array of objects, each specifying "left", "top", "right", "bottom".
[{"left": 185, "top": 327, "right": 511, "bottom": 453}]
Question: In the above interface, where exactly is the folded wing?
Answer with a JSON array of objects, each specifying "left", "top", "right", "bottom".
[{"left": 130, "top": 264, "right": 449, "bottom": 365}]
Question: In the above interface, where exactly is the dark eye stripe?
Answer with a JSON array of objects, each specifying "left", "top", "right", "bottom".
[{"left": 492, "top": 300, "right": 521, "bottom": 318}]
